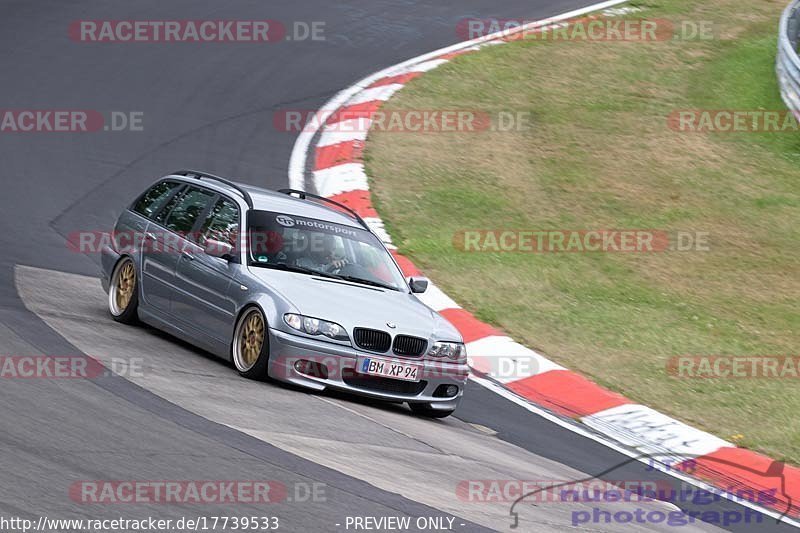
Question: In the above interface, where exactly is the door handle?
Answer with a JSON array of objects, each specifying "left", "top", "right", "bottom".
[
  {"left": 181, "top": 251, "right": 195, "bottom": 261},
  {"left": 144, "top": 232, "right": 157, "bottom": 241}
]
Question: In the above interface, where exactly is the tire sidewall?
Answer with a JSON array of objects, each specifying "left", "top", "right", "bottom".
[
  {"left": 109, "top": 257, "right": 139, "bottom": 324},
  {"left": 232, "top": 306, "right": 270, "bottom": 379}
]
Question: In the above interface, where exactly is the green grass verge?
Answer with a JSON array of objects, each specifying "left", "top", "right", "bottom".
[{"left": 366, "top": 0, "right": 800, "bottom": 463}]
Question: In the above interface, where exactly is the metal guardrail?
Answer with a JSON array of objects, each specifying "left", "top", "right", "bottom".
[{"left": 777, "top": 0, "right": 800, "bottom": 117}]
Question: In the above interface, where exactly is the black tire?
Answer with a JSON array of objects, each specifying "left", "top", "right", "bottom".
[
  {"left": 108, "top": 257, "right": 139, "bottom": 324},
  {"left": 409, "top": 402, "right": 455, "bottom": 419},
  {"left": 232, "top": 306, "right": 270, "bottom": 379}
]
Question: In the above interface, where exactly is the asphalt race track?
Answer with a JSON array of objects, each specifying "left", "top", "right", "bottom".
[{"left": 0, "top": 1, "right": 793, "bottom": 531}]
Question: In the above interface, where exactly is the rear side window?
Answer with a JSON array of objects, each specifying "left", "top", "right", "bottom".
[
  {"left": 199, "top": 197, "right": 240, "bottom": 247},
  {"left": 162, "top": 187, "right": 216, "bottom": 235},
  {"left": 132, "top": 181, "right": 182, "bottom": 220}
]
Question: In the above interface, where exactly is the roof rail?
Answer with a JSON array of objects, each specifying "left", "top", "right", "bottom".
[
  {"left": 172, "top": 169, "right": 254, "bottom": 208},
  {"left": 278, "top": 189, "right": 369, "bottom": 230}
]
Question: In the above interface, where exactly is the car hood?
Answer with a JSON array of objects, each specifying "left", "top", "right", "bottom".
[{"left": 249, "top": 269, "right": 461, "bottom": 342}]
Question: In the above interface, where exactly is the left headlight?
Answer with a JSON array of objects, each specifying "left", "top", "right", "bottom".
[
  {"left": 283, "top": 313, "right": 349, "bottom": 341},
  {"left": 428, "top": 341, "right": 467, "bottom": 363}
]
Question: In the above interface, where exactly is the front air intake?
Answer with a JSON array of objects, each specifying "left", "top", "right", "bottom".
[
  {"left": 392, "top": 335, "right": 428, "bottom": 357},
  {"left": 353, "top": 328, "right": 391, "bottom": 352}
]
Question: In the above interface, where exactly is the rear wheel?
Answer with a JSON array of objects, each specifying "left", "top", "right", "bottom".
[
  {"left": 409, "top": 403, "right": 455, "bottom": 419},
  {"left": 232, "top": 307, "right": 270, "bottom": 379},
  {"left": 108, "top": 257, "right": 139, "bottom": 324}
]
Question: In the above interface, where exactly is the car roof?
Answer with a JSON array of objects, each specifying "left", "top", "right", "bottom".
[
  {"left": 165, "top": 173, "right": 364, "bottom": 229},
  {"left": 243, "top": 185, "right": 364, "bottom": 227}
]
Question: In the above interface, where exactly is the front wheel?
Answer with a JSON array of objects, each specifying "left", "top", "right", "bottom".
[
  {"left": 409, "top": 403, "right": 455, "bottom": 419},
  {"left": 232, "top": 307, "right": 270, "bottom": 379},
  {"left": 108, "top": 257, "right": 139, "bottom": 324}
]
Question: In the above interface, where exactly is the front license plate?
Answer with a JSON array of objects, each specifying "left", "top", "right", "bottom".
[{"left": 359, "top": 357, "right": 421, "bottom": 382}]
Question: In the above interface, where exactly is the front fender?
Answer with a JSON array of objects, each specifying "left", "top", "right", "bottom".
[
  {"left": 231, "top": 274, "right": 295, "bottom": 337},
  {"left": 100, "top": 245, "right": 122, "bottom": 292}
]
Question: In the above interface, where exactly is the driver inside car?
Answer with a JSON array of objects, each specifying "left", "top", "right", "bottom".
[{"left": 296, "top": 233, "right": 349, "bottom": 273}]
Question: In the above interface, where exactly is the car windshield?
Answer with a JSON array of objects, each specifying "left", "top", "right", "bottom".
[{"left": 246, "top": 210, "right": 407, "bottom": 291}]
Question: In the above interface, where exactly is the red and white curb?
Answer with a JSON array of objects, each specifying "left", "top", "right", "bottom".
[{"left": 288, "top": 0, "right": 800, "bottom": 524}]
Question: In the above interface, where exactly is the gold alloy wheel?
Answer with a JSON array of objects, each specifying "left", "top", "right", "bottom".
[
  {"left": 109, "top": 258, "right": 137, "bottom": 317},
  {"left": 235, "top": 309, "right": 265, "bottom": 371},
  {"left": 115, "top": 261, "right": 135, "bottom": 312}
]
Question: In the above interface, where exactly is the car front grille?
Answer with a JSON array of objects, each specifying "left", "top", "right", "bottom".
[
  {"left": 392, "top": 335, "right": 428, "bottom": 357},
  {"left": 353, "top": 328, "right": 391, "bottom": 353},
  {"left": 342, "top": 369, "right": 427, "bottom": 395}
]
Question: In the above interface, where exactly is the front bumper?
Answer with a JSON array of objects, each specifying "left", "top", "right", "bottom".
[{"left": 267, "top": 328, "right": 469, "bottom": 411}]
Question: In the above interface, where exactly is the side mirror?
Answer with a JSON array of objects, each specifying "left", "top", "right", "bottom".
[
  {"left": 407, "top": 276, "right": 429, "bottom": 294},
  {"left": 204, "top": 239, "right": 234, "bottom": 260}
]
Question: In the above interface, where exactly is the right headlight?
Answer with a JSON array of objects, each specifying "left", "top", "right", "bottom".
[
  {"left": 283, "top": 313, "right": 349, "bottom": 342},
  {"left": 428, "top": 341, "right": 467, "bottom": 363}
]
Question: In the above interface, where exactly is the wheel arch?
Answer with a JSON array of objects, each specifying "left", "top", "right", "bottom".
[
  {"left": 230, "top": 302, "right": 271, "bottom": 359},
  {"left": 114, "top": 253, "right": 145, "bottom": 299}
]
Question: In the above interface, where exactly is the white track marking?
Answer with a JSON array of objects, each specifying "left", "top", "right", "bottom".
[
  {"left": 583, "top": 404, "right": 734, "bottom": 459},
  {"left": 467, "top": 335, "right": 564, "bottom": 383},
  {"left": 288, "top": 0, "right": 631, "bottom": 189},
  {"left": 398, "top": 58, "right": 449, "bottom": 73},
  {"left": 317, "top": 119, "right": 371, "bottom": 147},
  {"left": 346, "top": 84, "right": 406, "bottom": 105},
  {"left": 468, "top": 374, "right": 800, "bottom": 528},
  {"left": 312, "top": 163, "right": 369, "bottom": 197},
  {"left": 362, "top": 216, "right": 394, "bottom": 246},
  {"left": 415, "top": 282, "right": 461, "bottom": 311}
]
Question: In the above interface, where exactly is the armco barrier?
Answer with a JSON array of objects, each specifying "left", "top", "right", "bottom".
[{"left": 777, "top": 0, "right": 800, "bottom": 117}]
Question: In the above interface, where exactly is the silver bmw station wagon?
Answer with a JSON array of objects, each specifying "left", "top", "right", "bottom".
[{"left": 101, "top": 170, "right": 469, "bottom": 417}]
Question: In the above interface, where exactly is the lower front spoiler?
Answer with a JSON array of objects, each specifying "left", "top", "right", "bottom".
[{"left": 267, "top": 328, "right": 468, "bottom": 411}]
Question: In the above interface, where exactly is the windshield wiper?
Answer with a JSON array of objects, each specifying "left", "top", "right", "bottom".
[
  {"left": 331, "top": 274, "right": 400, "bottom": 291},
  {"left": 251, "top": 262, "right": 339, "bottom": 280}
]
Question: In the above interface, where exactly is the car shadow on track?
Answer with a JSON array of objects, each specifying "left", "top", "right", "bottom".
[{"left": 133, "top": 318, "right": 440, "bottom": 421}]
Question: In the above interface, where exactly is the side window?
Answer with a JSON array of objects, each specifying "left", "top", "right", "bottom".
[
  {"left": 132, "top": 181, "right": 182, "bottom": 220},
  {"left": 162, "top": 187, "right": 215, "bottom": 235},
  {"left": 154, "top": 188, "right": 184, "bottom": 225},
  {"left": 199, "top": 197, "right": 240, "bottom": 248}
]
